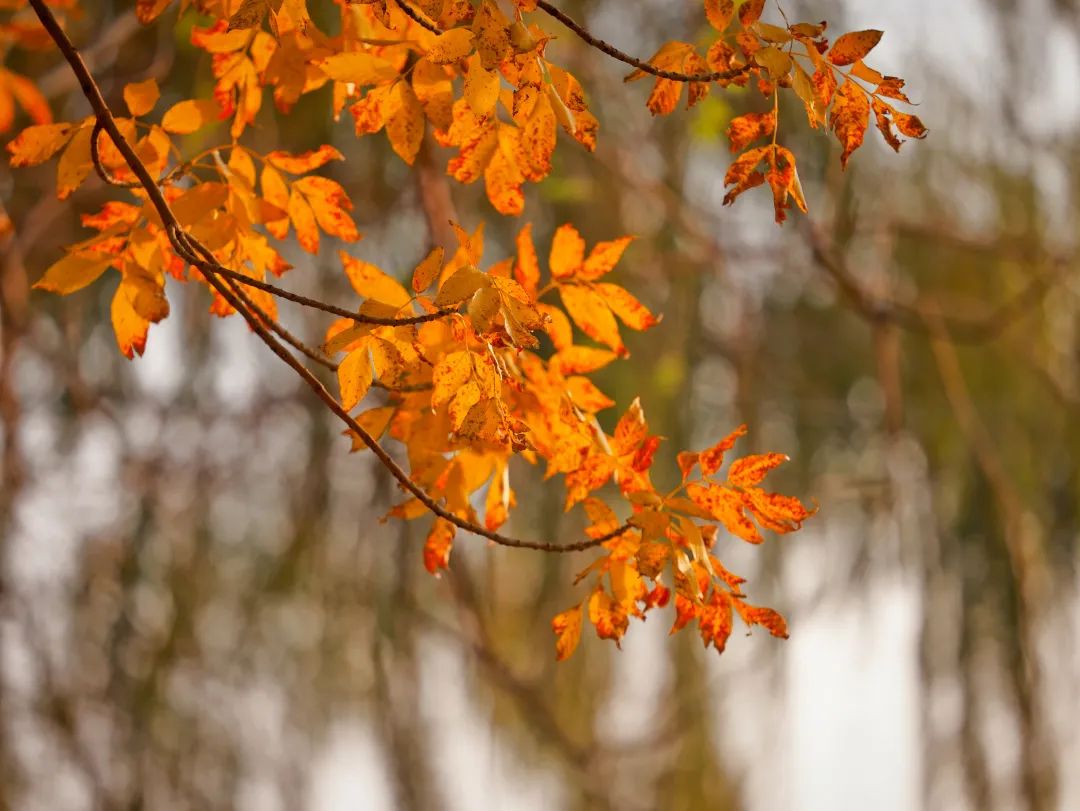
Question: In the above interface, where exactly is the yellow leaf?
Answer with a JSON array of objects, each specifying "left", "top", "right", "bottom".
[
  {"left": 123, "top": 79, "right": 160, "bottom": 117},
  {"left": 463, "top": 53, "right": 500, "bottom": 116},
  {"left": 33, "top": 252, "right": 113, "bottom": 295},
  {"left": 449, "top": 381, "right": 482, "bottom": 430},
  {"left": 111, "top": 280, "right": 151, "bottom": 359},
  {"left": 753, "top": 46, "right": 792, "bottom": 80},
  {"left": 340, "top": 251, "right": 412, "bottom": 308},
  {"left": 55, "top": 123, "right": 94, "bottom": 200},
  {"left": 467, "top": 285, "right": 501, "bottom": 332},
  {"left": 386, "top": 82, "right": 425, "bottom": 165},
  {"left": 427, "top": 28, "right": 475, "bottom": 64},
  {"left": 434, "top": 264, "right": 489, "bottom": 307},
  {"left": 338, "top": 342, "right": 373, "bottom": 410},
  {"left": 6, "top": 123, "right": 75, "bottom": 167},
  {"left": 432, "top": 350, "right": 473, "bottom": 410},
  {"left": 317, "top": 52, "right": 399, "bottom": 85},
  {"left": 411, "top": 246, "right": 444, "bottom": 293},
  {"left": 161, "top": 99, "right": 219, "bottom": 134}
]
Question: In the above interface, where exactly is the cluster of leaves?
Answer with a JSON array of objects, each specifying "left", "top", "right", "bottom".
[{"left": 1, "top": 0, "right": 925, "bottom": 660}]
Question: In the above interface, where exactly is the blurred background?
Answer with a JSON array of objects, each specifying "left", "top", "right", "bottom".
[{"left": 2, "top": 0, "right": 1079, "bottom": 809}]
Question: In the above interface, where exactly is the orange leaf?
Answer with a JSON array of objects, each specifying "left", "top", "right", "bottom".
[
  {"left": 728, "top": 452, "right": 788, "bottom": 488},
  {"left": 580, "top": 236, "right": 633, "bottom": 281},
  {"left": 559, "top": 283, "right": 624, "bottom": 354},
  {"left": 738, "top": 0, "right": 765, "bottom": 26},
  {"left": 732, "top": 598, "right": 789, "bottom": 638},
  {"left": 704, "top": 0, "right": 735, "bottom": 32},
  {"left": 341, "top": 251, "right": 411, "bottom": 308},
  {"left": 588, "top": 587, "right": 628, "bottom": 645},
  {"left": 549, "top": 224, "right": 585, "bottom": 279},
  {"left": 594, "top": 283, "right": 658, "bottom": 331},
  {"left": 699, "top": 424, "right": 747, "bottom": 476},
  {"left": 124, "top": 79, "right": 160, "bottom": 117},
  {"left": 552, "top": 603, "right": 584, "bottom": 661},
  {"left": 686, "top": 482, "right": 762, "bottom": 543},
  {"left": 423, "top": 518, "right": 455, "bottom": 575},
  {"left": 266, "top": 144, "right": 344, "bottom": 174},
  {"left": 828, "top": 30, "right": 884, "bottom": 66},
  {"left": 287, "top": 188, "right": 319, "bottom": 254},
  {"left": 7, "top": 123, "right": 75, "bottom": 167},
  {"left": 514, "top": 222, "right": 540, "bottom": 295},
  {"left": 161, "top": 99, "right": 219, "bottom": 134},
  {"left": 726, "top": 110, "right": 775, "bottom": 152},
  {"left": 33, "top": 252, "right": 112, "bottom": 295},
  {"left": 830, "top": 79, "right": 869, "bottom": 169}
]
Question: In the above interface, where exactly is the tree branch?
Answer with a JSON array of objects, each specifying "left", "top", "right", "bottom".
[{"left": 28, "top": 0, "right": 622, "bottom": 555}]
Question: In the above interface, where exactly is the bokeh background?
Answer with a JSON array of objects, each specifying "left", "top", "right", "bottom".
[{"left": 2, "top": 0, "right": 1080, "bottom": 809}]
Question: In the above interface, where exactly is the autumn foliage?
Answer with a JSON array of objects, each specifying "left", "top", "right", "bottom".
[{"left": 2, "top": 0, "right": 924, "bottom": 660}]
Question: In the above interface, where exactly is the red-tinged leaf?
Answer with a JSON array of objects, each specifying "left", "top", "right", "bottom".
[
  {"left": 893, "top": 110, "right": 928, "bottom": 139},
  {"left": 677, "top": 451, "right": 699, "bottom": 480},
  {"left": 704, "top": 0, "right": 735, "bottom": 32},
  {"left": 742, "top": 487, "right": 815, "bottom": 533},
  {"left": 161, "top": 99, "right": 219, "bottom": 134},
  {"left": 671, "top": 594, "right": 698, "bottom": 633},
  {"left": 613, "top": 397, "right": 648, "bottom": 456},
  {"left": 726, "top": 110, "right": 776, "bottom": 152},
  {"left": 7, "top": 123, "right": 74, "bottom": 167},
  {"left": 811, "top": 58, "right": 838, "bottom": 111},
  {"left": 722, "top": 146, "right": 769, "bottom": 206},
  {"left": 732, "top": 598, "right": 789, "bottom": 638},
  {"left": 828, "top": 29, "right": 884, "bottom": 66},
  {"left": 699, "top": 424, "right": 747, "bottom": 476},
  {"left": 631, "top": 435, "right": 661, "bottom": 473},
  {"left": 876, "top": 76, "right": 911, "bottom": 103},
  {"left": 830, "top": 79, "right": 869, "bottom": 169},
  {"left": 559, "top": 283, "right": 624, "bottom": 354},
  {"left": 686, "top": 482, "right": 762, "bottom": 543},
  {"left": 698, "top": 589, "right": 734, "bottom": 652},
  {"left": 423, "top": 518, "right": 455, "bottom": 575},
  {"left": 728, "top": 452, "right": 789, "bottom": 488},
  {"left": 552, "top": 603, "right": 584, "bottom": 661},
  {"left": 266, "top": 145, "right": 343, "bottom": 174},
  {"left": 738, "top": 0, "right": 765, "bottom": 26},
  {"left": 580, "top": 236, "right": 633, "bottom": 281},
  {"left": 593, "top": 283, "right": 659, "bottom": 331},
  {"left": 549, "top": 223, "right": 585, "bottom": 279},
  {"left": 588, "top": 587, "right": 629, "bottom": 645}
]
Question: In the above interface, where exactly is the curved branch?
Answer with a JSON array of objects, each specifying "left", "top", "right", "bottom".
[
  {"left": 29, "top": 0, "right": 621, "bottom": 554},
  {"left": 535, "top": 1, "right": 749, "bottom": 83}
]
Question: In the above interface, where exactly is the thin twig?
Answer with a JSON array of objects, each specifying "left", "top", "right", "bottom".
[
  {"left": 29, "top": 0, "right": 621, "bottom": 554},
  {"left": 535, "top": 1, "right": 749, "bottom": 83}
]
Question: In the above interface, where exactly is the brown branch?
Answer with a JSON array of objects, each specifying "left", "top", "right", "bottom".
[
  {"left": 201, "top": 262, "right": 454, "bottom": 326},
  {"left": 535, "top": 1, "right": 749, "bottom": 83},
  {"left": 29, "top": 0, "right": 619, "bottom": 554},
  {"left": 90, "top": 120, "right": 142, "bottom": 189},
  {"left": 805, "top": 222, "right": 1070, "bottom": 344},
  {"left": 394, "top": 0, "right": 441, "bottom": 35}
]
